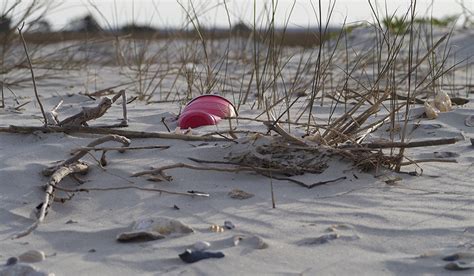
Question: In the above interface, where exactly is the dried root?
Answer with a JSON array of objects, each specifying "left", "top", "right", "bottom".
[{"left": 12, "top": 162, "right": 89, "bottom": 239}]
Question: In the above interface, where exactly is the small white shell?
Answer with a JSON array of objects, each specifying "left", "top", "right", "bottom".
[
  {"left": 424, "top": 101, "right": 439, "bottom": 119},
  {"left": 18, "top": 250, "right": 45, "bottom": 263},
  {"left": 435, "top": 90, "right": 452, "bottom": 112},
  {"left": 192, "top": 241, "right": 211, "bottom": 251}
]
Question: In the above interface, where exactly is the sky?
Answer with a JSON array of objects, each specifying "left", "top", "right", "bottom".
[{"left": 5, "top": 0, "right": 473, "bottom": 30}]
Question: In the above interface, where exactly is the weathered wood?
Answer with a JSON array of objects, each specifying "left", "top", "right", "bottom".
[
  {"left": 345, "top": 138, "right": 458, "bottom": 149},
  {"left": 57, "top": 90, "right": 127, "bottom": 127},
  {"left": 12, "top": 162, "right": 89, "bottom": 239},
  {"left": 45, "top": 100, "right": 63, "bottom": 126},
  {"left": 59, "top": 97, "right": 113, "bottom": 127},
  {"left": 0, "top": 125, "right": 227, "bottom": 142}
]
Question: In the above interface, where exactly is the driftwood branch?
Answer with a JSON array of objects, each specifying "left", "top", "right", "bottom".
[
  {"left": 12, "top": 162, "right": 89, "bottom": 239},
  {"left": 400, "top": 158, "right": 458, "bottom": 166},
  {"left": 59, "top": 97, "right": 113, "bottom": 127},
  {"left": 58, "top": 90, "right": 127, "bottom": 127},
  {"left": 341, "top": 138, "right": 458, "bottom": 149},
  {"left": 0, "top": 125, "right": 227, "bottom": 142}
]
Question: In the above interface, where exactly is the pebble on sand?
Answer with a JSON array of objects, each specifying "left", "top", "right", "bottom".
[
  {"left": 444, "top": 261, "right": 473, "bottom": 271},
  {"left": 224, "top": 221, "right": 235, "bottom": 230},
  {"left": 117, "top": 217, "right": 194, "bottom": 242},
  {"left": 5, "top": 257, "right": 18, "bottom": 266},
  {"left": 228, "top": 189, "right": 254, "bottom": 200},
  {"left": 18, "top": 250, "right": 45, "bottom": 263}
]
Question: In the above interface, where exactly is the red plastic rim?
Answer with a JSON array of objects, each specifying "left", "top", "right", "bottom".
[{"left": 178, "top": 110, "right": 221, "bottom": 129}]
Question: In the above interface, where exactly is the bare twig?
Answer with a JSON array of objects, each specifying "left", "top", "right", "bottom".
[
  {"left": 112, "top": 89, "right": 128, "bottom": 126},
  {"left": 0, "top": 125, "right": 227, "bottom": 142},
  {"left": 1, "top": 83, "right": 5, "bottom": 108},
  {"left": 305, "top": 176, "right": 347, "bottom": 189},
  {"left": 70, "top": 145, "right": 169, "bottom": 154},
  {"left": 400, "top": 158, "right": 458, "bottom": 166},
  {"left": 44, "top": 135, "right": 131, "bottom": 176},
  {"left": 18, "top": 23, "right": 47, "bottom": 126},
  {"left": 161, "top": 117, "right": 171, "bottom": 132},
  {"left": 51, "top": 184, "right": 209, "bottom": 198},
  {"left": 135, "top": 160, "right": 343, "bottom": 189},
  {"left": 341, "top": 138, "right": 458, "bottom": 149},
  {"left": 132, "top": 162, "right": 258, "bottom": 177}
]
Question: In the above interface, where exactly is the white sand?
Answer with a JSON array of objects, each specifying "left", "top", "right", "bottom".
[{"left": 1, "top": 30, "right": 474, "bottom": 275}]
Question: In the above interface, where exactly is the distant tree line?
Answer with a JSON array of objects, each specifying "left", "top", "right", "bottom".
[{"left": 0, "top": 13, "right": 254, "bottom": 34}]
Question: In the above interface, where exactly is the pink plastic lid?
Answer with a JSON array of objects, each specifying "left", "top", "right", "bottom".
[{"left": 178, "top": 110, "right": 222, "bottom": 129}]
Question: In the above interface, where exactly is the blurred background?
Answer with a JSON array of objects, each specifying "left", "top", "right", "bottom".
[{"left": 2, "top": 0, "right": 471, "bottom": 31}]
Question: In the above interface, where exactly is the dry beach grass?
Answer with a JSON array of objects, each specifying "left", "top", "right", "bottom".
[{"left": 1, "top": 0, "right": 474, "bottom": 275}]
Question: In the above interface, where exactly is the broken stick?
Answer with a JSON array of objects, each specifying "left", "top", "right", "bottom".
[
  {"left": 58, "top": 90, "right": 127, "bottom": 127},
  {"left": 0, "top": 125, "right": 227, "bottom": 142},
  {"left": 340, "top": 138, "right": 458, "bottom": 149},
  {"left": 59, "top": 97, "right": 112, "bottom": 127},
  {"left": 43, "top": 134, "right": 131, "bottom": 176},
  {"left": 13, "top": 162, "right": 89, "bottom": 239}
]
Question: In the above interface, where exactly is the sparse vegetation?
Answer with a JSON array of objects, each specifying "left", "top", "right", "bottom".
[
  {"left": 383, "top": 15, "right": 457, "bottom": 33},
  {"left": 0, "top": 0, "right": 469, "bottom": 174}
]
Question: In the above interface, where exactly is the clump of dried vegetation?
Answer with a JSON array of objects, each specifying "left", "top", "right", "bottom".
[{"left": 1, "top": 0, "right": 472, "bottom": 237}]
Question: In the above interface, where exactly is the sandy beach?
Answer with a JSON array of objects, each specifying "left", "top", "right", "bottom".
[{"left": 1, "top": 8, "right": 474, "bottom": 275}]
